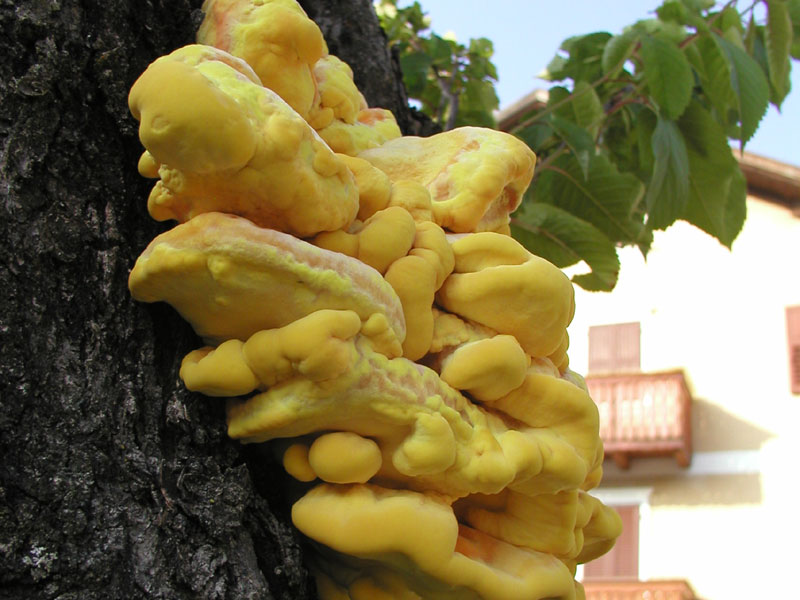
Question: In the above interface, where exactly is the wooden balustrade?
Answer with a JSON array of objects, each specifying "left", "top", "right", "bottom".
[
  {"left": 583, "top": 579, "right": 698, "bottom": 600},
  {"left": 585, "top": 370, "right": 692, "bottom": 469}
]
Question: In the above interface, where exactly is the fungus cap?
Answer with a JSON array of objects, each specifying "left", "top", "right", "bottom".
[
  {"left": 439, "top": 335, "right": 530, "bottom": 401},
  {"left": 313, "top": 206, "right": 417, "bottom": 275},
  {"left": 309, "top": 55, "right": 367, "bottom": 127},
  {"left": 128, "top": 47, "right": 260, "bottom": 175},
  {"left": 359, "top": 127, "right": 535, "bottom": 233},
  {"left": 308, "top": 432, "right": 383, "bottom": 484},
  {"left": 197, "top": 0, "right": 325, "bottom": 118},
  {"left": 436, "top": 232, "right": 575, "bottom": 357},
  {"left": 179, "top": 309, "right": 375, "bottom": 399},
  {"left": 129, "top": 45, "right": 359, "bottom": 237},
  {"left": 318, "top": 108, "right": 402, "bottom": 156},
  {"left": 128, "top": 213, "right": 406, "bottom": 345},
  {"left": 293, "top": 484, "right": 580, "bottom": 600}
]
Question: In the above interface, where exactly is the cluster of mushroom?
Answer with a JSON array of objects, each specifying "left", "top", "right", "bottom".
[{"left": 127, "top": 1, "right": 622, "bottom": 598}]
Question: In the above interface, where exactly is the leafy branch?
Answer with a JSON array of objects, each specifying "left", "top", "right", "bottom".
[
  {"left": 375, "top": 0, "right": 499, "bottom": 128},
  {"left": 379, "top": 0, "right": 799, "bottom": 291}
]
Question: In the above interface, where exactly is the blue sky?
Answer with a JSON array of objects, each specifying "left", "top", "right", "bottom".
[{"left": 411, "top": 0, "right": 799, "bottom": 166}]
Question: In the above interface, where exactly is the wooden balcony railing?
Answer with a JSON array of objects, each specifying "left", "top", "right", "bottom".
[
  {"left": 585, "top": 370, "right": 692, "bottom": 469},
  {"left": 583, "top": 579, "right": 698, "bottom": 600}
]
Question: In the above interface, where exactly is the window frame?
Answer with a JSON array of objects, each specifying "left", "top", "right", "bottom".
[
  {"left": 580, "top": 486, "right": 653, "bottom": 582},
  {"left": 588, "top": 322, "right": 642, "bottom": 374},
  {"left": 787, "top": 306, "right": 800, "bottom": 395}
]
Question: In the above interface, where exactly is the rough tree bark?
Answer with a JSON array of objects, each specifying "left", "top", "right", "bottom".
[{"left": 0, "top": 1, "right": 432, "bottom": 598}]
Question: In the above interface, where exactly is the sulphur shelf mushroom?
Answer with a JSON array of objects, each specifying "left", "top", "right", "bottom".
[
  {"left": 128, "top": 44, "right": 358, "bottom": 238},
  {"left": 127, "top": 1, "right": 622, "bottom": 598},
  {"left": 358, "top": 126, "right": 536, "bottom": 234},
  {"left": 128, "top": 212, "right": 406, "bottom": 352}
]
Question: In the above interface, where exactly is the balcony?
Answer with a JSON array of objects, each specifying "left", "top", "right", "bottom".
[
  {"left": 583, "top": 579, "right": 698, "bottom": 600},
  {"left": 585, "top": 370, "right": 692, "bottom": 469}
]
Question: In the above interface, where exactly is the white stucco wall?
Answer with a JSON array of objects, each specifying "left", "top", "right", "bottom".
[{"left": 569, "top": 197, "right": 800, "bottom": 599}]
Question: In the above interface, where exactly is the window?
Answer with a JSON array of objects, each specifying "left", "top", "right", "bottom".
[
  {"left": 583, "top": 504, "right": 639, "bottom": 580},
  {"left": 588, "top": 322, "right": 641, "bottom": 373},
  {"left": 581, "top": 487, "right": 652, "bottom": 583},
  {"left": 788, "top": 306, "right": 800, "bottom": 395}
]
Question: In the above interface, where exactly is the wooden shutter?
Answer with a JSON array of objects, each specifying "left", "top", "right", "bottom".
[
  {"left": 588, "top": 322, "right": 641, "bottom": 373},
  {"left": 583, "top": 504, "right": 639, "bottom": 580},
  {"left": 788, "top": 306, "right": 800, "bottom": 395}
]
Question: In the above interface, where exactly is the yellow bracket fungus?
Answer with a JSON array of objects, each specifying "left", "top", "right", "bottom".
[
  {"left": 308, "top": 432, "right": 383, "bottom": 484},
  {"left": 224, "top": 335, "right": 600, "bottom": 501},
  {"left": 316, "top": 108, "right": 402, "bottom": 156},
  {"left": 392, "top": 412, "right": 457, "bottom": 477},
  {"left": 455, "top": 489, "right": 622, "bottom": 565},
  {"left": 313, "top": 206, "right": 417, "bottom": 275},
  {"left": 437, "top": 232, "right": 575, "bottom": 358},
  {"left": 181, "top": 309, "right": 370, "bottom": 397},
  {"left": 127, "top": 2, "right": 621, "bottom": 596},
  {"left": 283, "top": 443, "right": 317, "bottom": 482},
  {"left": 196, "top": 0, "right": 326, "bottom": 119},
  {"left": 427, "top": 308, "right": 495, "bottom": 355},
  {"left": 359, "top": 127, "right": 535, "bottom": 234},
  {"left": 334, "top": 154, "right": 392, "bottom": 221},
  {"left": 308, "top": 55, "right": 367, "bottom": 129},
  {"left": 293, "top": 484, "right": 581, "bottom": 600},
  {"left": 381, "top": 220, "right": 455, "bottom": 360},
  {"left": 180, "top": 339, "right": 261, "bottom": 397},
  {"left": 386, "top": 180, "right": 434, "bottom": 223},
  {"left": 384, "top": 256, "right": 436, "bottom": 361},
  {"left": 438, "top": 335, "right": 530, "bottom": 402},
  {"left": 128, "top": 212, "right": 405, "bottom": 345},
  {"left": 129, "top": 45, "right": 358, "bottom": 238}
]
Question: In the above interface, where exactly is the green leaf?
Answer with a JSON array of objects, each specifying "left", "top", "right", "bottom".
[
  {"left": 425, "top": 33, "right": 455, "bottom": 64},
  {"left": 532, "top": 153, "right": 651, "bottom": 252},
  {"left": 765, "top": 0, "right": 793, "bottom": 106},
  {"left": 640, "top": 35, "right": 694, "bottom": 118},
  {"left": 635, "top": 106, "right": 658, "bottom": 176},
  {"left": 789, "top": 0, "right": 800, "bottom": 58},
  {"left": 714, "top": 34, "right": 770, "bottom": 143},
  {"left": 719, "top": 6, "right": 745, "bottom": 37},
  {"left": 603, "top": 104, "right": 641, "bottom": 176},
  {"left": 602, "top": 30, "right": 638, "bottom": 77},
  {"left": 543, "top": 83, "right": 604, "bottom": 139},
  {"left": 510, "top": 203, "right": 621, "bottom": 291},
  {"left": 462, "top": 79, "right": 499, "bottom": 111},
  {"left": 399, "top": 51, "right": 432, "bottom": 96},
  {"left": 570, "top": 81, "right": 605, "bottom": 136},
  {"left": 547, "top": 85, "right": 573, "bottom": 119},
  {"left": 679, "top": 0, "right": 714, "bottom": 11},
  {"left": 549, "top": 115, "right": 595, "bottom": 178},
  {"left": 683, "top": 41, "right": 706, "bottom": 80},
  {"left": 645, "top": 116, "right": 689, "bottom": 230},
  {"left": 468, "top": 37, "right": 494, "bottom": 59},
  {"left": 744, "top": 13, "right": 757, "bottom": 54},
  {"left": 546, "top": 32, "right": 612, "bottom": 82},
  {"left": 750, "top": 24, "right": 792, "bottom": 108},
  {"left": 456, "top": 79, "right": 498, "bottom": 128},
  {"left": 637, "top": 18, "right": 689, "bottom": 45},
  {"left": 678, "top": 100, "right": 747, "bottom": 246},
  {"left": 542, "top": 54, "right": 569, "bottom": 81},
  {"left": 514, "top": 122, "right": 555, "bottom": 152},
  {"left": 657, "top": 0, "right": 689, "bottom": 24},
  {"left": 692, "top": 35, "right": 736, "bottom": 123}
]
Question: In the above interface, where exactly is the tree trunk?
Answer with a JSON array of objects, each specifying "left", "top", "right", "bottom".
[
  {"left": 0, "top": 1, "right": 427, "bottom": 598},
  {"left": 298, "top": 0, "right": 439, "bottom": 137}
]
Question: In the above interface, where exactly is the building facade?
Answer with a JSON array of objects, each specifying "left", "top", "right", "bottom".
[{"left": 564, "top": 155, "right": 800, "bottom": 599}]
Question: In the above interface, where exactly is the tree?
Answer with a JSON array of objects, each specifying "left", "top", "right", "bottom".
[
  {"left": 0, "top": 1, "right": 415, "bottom": 598},
  {"left": 0, "top": 1, "right": 795, "bottom": 598}
]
